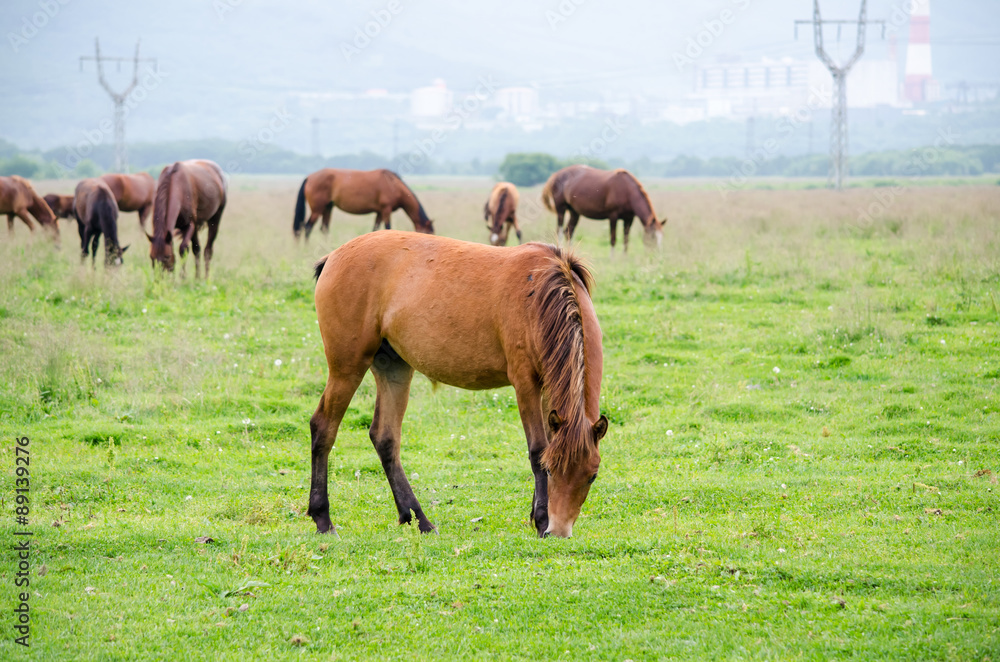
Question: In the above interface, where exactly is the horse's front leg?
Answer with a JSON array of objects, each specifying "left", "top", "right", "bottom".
[
  {"left": 621, "top": 215, "right": 634, "bottom": 254},
  {"left": 608, "top": 213, "right": 619, "bottom": 256},
  {"left": 566, "top": 210, "right": 581, "bottom": 243},
  {"left": 512, "top": 377, "right": 549, "bottom": 537}
]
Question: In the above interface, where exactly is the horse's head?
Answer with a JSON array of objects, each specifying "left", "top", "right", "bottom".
[
  {"left": 488, "top": 215, "right": 509, "bottom": 246},
  {"left": 543, "top": 412, "right": 608, "bottom": 538},
  {"left": 147, "top": 232, "right": 175, "bottom": 271},
  {"left": 416, "top": 219, "right": 435, "bottom": 235},
  {"left": 106, "top": 244, "right": 129, "bottom": 267},
  {"left": 643, "top": 216, "right": 666, "bottom": 249}
]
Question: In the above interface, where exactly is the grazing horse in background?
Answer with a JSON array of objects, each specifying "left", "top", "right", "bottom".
[
  {"left": 310, "top": 232, "right": 608, "bottom": 538},
  {"left": 293, "top": 168, "right": 435, "bottom": 240},
  {"left": 73, "top": 178, "right": 128, "bottom": 267},
  {"left": 0, "top": 176, "right": 59, "bottom": 241},
  {"left": 484, "top": 182, "right": 522, "bottom": 246},
  {"left": 100, "top": 172, "right": 156, "bottom": 231},
  {"left": 542, "top": 165, "right": 666, "bottom": 252},
  {"left": 43, "top": 193, "right": 77, "bottom": 221},
  {"left": 147, "top": 160, "right": 227, "bottom": 278}
]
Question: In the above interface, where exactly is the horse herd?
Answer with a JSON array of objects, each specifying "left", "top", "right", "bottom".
[
  {"left": 2, "top": 161, "right": 668, "bottom": 274},
  {"left": 2, "top": 160, "right": 671, "bottom": 538}
]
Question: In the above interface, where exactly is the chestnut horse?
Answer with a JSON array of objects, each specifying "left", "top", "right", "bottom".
[
  {"left": 0, "top": 176, "right": 58, "bottom": 241},
  {"left": 43, "top": 193, "right": 77, "bottom": 221},
  {"left": 74, "top": 178, "right": 128, "bottom": 267},
  {"left": 484, "top": 182, "right": 522, "bottom": 246},
  {"left": 148, "top": 160, "right": 227, "bottom": 277},
  {"left": 293, "top": 168, "right": 434, "bottom": 240},
  {"left": 310, "top": 232, "right": 607, "bottom": 538},
  {"left": 542, "top": 165, "right": 666, "bottom": 252},
  {"left": 100, "top": 172, "right": 156, "bottom": 231}
]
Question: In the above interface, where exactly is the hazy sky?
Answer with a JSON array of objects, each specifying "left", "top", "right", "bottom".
[{"left": 2, "top": 0, "right": 997, "bottom": 152}]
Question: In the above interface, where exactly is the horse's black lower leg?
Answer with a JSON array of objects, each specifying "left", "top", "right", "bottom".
[
  {"left": 369, "top": 341, "right": 434, "bottom": 533},
  {"left": 309, "top": 372, "right": 364, "bottom": 534},
  {"left": 528, "top": 447, "right": 550, "bottom": 535}
]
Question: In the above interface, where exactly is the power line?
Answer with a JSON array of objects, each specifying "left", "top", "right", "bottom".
[
  {"left": 796, "top": 1, "right": 883, "bottom": 191},
  {"left": 79, "top": 38, "right": 157, "bottom": 172}
]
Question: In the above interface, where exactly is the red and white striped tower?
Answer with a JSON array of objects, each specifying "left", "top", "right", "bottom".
[{"left": 904, "top": 0, "right": 933, "bottom": 102}]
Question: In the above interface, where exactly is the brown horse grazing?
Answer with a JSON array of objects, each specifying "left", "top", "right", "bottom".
[
  {"left": 484, "top": 182, "right": 522, "bottom": 246},
  {"left": 43, "top": 193, "right": 77, "bottom": 221},
  {"left": 100, "top": 172, "right": 156, "bottom": 231},
  {"left": 293, "top": 168, "right": 434, "bottom": 240},
  {"left": 0, "top": 176, "right": 59, "bottom": 240},
  {"left": 542, "top": 165, "right": 666, "bottom": 252},
  {"left": 310, "top": 232, "right": 607, "bottom": 538},
  {"left": 148, "top": 160, "right": 227, "bottom": 278},
  {"left": 73, "top": 178, "right": 128, "bottom": 267}
]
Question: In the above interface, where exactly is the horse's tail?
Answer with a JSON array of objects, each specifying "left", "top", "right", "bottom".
[
  {"left": 293, "top": 176, "right": 308, "bottom": 236},
  {"left": 541, "top": 174, "right": 557, "bottom": 213},
  {"left": 313, "top": 255, "right": 328, "bottom": 282}
]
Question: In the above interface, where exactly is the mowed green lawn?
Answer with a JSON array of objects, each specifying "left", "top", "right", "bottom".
[{"left": 1, "top": 176, "right": 998, "bottom": 660}]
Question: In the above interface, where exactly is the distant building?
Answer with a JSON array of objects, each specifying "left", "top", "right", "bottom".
[
  {"left": 904, "top": 0, "right": 938, "bottom": 103},
  {"left": 410, "top": 79, "right": 452, "bottom": 118},
  {"left": 686, "top": 57, "right": 901, "bottom": 119},
  {"left": 495, "top": 87, "right": 539, "bottom": 120}
]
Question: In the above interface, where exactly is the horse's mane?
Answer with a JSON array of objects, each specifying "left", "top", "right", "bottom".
[
  {"left": 152, "top": 163, "right": 179, "bottom": 245},
  {"left": 492, "top": 187, "right": 509, "bottom": 231},
  {"left": 533, "top": 244, "right": 596, "bottom": 475},
  {"left": 616, "top": 169, "right": 655, "bottom": 222},
  {"left": 384, "top": 170, "right": 431, "bottom": 227}
]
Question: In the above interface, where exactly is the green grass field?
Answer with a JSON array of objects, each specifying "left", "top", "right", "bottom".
[{"left": 1, "top": 177, "right": 998, "bottom": 660}]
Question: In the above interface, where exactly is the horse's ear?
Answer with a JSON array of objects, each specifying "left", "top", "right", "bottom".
[
  {"left": 548, "top": 410, "right": 563, "bottom": 433},
  {"left": 592, "top": 415, "right": 609, "bottom": 442},
  {"left": 121, "top": 244, "right": 130, "bottom": 253},
  {"left": 145, "top": 231, "right": 154, "bottom": 242}
]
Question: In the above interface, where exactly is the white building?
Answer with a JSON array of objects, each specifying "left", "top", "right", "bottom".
[
  {"left": 410, "top": 79, "right": 452, "bottom": 118},
  {"left": 495, "top": 86, "right": 539, "bottom": 120},
  {"left": 686, "top": 57, "right": 901, "bottom": 119}
]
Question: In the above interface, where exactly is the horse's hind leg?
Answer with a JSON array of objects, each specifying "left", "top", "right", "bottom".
[
  {"left": 6, "top": 214, "right": 13, "bottom": 235},
  {"left": 554, "top": 206, "right": 566, "bottom": 244},
  {"left": 137, "top": 204, "right": 151, "bottom": 232},
  {"left": 566, "top": 210, "right": 581, "bottom": 242},
  {"left": 369, "top": 341, "right": 435, "bottom": 533},
  {"left": 203, "top": 207, "right": 224, "bottom": 279},
  {"left": 190, "top": 229, "right": 202, "bottom": 279},
  {"left": 309, "top": 366, "right": 368, "bottom": 535},
  {"left": 321, "top": 203, "right": 333, "bottom": 235}
]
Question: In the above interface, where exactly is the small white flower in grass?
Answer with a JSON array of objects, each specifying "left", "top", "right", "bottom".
[
  {"left": 777, "top": 548, "right": 786, "bottom": 553},
  {"left": 940, "top": 339, "right": 946, "bottom": 345},
  {"left": 666, "top": 430, "right": 674, "bottom": 437},
  {"left": 185, "top": 495, "right": 193, "bottom": 501},
  {"left": 142, "top": 308, "right": 147, "bottom": 314},
  {"left": 772, "top": 366, "right": 781, "bottom": 374},
  {"left": 96, "top": 378, "right": 102, "bottom": 384},
  {"left": 957, "top": 460, "right": 964, "bottom": 465},
  {"left": 216, "top": 431, "right": 221, "bottom": 435},
  {"left": 781, "top": 484, "right": 787, "bottom": 489},
  {"left": 223, "top": 333, "right": 230, "bottom": 340},
  {"left": 412, "top": 473, "right": 419, "bottom": 479},
  {"left": 354, "top": 470, "right": 361, "bottom": 479},
  {"left": 274, "top": 359, "right": 282, "bottom": 367},
  {"left": 460, "top": 435, "right": 466, "bottom": 440},
  {"left": 233, "top": 364, "right": 238, "bottom": 368}
]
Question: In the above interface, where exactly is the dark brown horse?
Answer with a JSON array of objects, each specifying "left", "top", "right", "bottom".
[
  {"left": 73, "top": 178, "right": 128, "bottom": 267},
  {"left": 43, "top": 193, "right": 77, "bottom": 221},
  {"left": 310, "top": 232, "right": 607, "bottom": 538},
  {"left": 484, "top": 182, "right": 522, "bottom": 246},
  {"left": 542, "top": 165, "right": 666, "bottom": 252},
  {"left": 147, "top": 160, "right": 227, "bottom": 278},
  {"left": 100, "top": 172, "right": 156, "bottom": 231},
  {"left": 0, "top": 176, "right": 58, "bottom": 241},
  {"left": 293, "top": 168, "right": 434, "bottom": 240}
]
